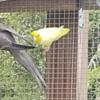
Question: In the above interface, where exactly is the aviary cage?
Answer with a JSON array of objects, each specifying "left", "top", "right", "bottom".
[{"left": 0, "top": 0, "right": 99, "bottom": 100}]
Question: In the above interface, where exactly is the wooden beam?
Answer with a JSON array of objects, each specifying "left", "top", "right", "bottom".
[
  {"left": 80, "top": 0, "right": 98, "bottom": 10},
  {"left": 76, "top": 10, "right": 89, "bottom": 100},
  {"left": 0, "top": 0, "right": 77, "bottom": 12}
]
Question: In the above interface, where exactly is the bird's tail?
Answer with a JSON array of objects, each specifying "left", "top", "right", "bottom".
[
  {"left": 10, "top": 50, "right": 47, "bottom": 90},
  {"left": 60, "top": 26, "right": 70, "bottom": 36},
  {"left": 56, "top": 26, "right": 70, "bottom": 40}
]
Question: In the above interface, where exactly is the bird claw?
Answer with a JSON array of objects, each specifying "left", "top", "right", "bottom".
[{"left": 43, "top": 47, "right": 50, "bottom": 56}]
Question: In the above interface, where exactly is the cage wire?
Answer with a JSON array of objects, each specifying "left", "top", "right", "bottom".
[
  {"left": 88, "top": 12, "right": 100, "bottom": 100},
  {"left": 0, "top": 0, "right": 99, "bottom": 100}
]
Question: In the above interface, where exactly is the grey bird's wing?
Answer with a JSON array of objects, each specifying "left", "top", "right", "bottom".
[
  {"left": 11, "top": 43, "right": 35, "bottom": 50},
  {"left": 0, "top": 30, "right": 35, "bottom": 50},
  {"left": 0, "top": 23, "right": 33, "bottom": 46},
  {"left": 0, "top": 23, "right": 47, "bottom": 89}
]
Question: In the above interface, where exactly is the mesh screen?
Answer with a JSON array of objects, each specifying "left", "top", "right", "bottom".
[
  {"left": 88, "top": 10, "right": 100, "bottom": 100},
  {"left": 0, "top": 0, "right": 99, "bottom": 100},
  {"left": 46, "top": 10, "right": 78, "bottom": 100}
]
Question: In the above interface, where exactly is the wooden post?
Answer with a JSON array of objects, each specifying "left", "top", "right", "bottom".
[{"left": 77, "top": 10, "right": 89, "bottom": 100}]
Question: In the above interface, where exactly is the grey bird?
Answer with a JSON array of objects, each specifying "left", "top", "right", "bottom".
[{"left": 0, "top": 23, "right": 47, "bottom": 89}]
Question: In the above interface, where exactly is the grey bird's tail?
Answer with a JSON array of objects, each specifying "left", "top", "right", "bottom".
[{"left": 9, "top": 49, "right": 47, "bottom": 89}]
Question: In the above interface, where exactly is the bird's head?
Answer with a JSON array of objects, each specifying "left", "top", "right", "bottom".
[{"left": 31, "top": 31, "right": 42, "bottom": 44}]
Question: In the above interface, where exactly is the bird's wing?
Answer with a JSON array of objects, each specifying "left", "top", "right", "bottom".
[
  {"left": 0, "top": 30, "right": 35, "bottom": 50},
  {"left": 37, "top": 27, "right": 58, "bottom": 39},
  {"left": 0, "top": 30, "right": 15, "bottom": 49},
  {"left": 0, "top": 23, "right": 33, "bottom": 46},
  {"left": 0, "top": 23, "right": 18, "bottom": 35},
  {"left": 37, "top": 27, "right": 58, "bottom": 45},
  {"left": 10, "top": 43, "right": 35, "bottom": 50},
  {"left": 37, "top": 27, "right": 69, "bottom": 46}
]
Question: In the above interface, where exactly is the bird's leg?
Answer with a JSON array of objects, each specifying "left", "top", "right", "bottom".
[{"left": 43, "top": 46, "right": 50, "bottom": 56}]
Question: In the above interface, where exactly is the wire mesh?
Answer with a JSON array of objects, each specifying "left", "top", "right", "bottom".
[
  {"left": 45, "top": 10, "right": 78, "bottom": 100},
  {"left": 88, "top": 10, "right": 100, "bottom": 100},
  {"left": 0, "top": 0, "right": 100, "bottom": 100}
]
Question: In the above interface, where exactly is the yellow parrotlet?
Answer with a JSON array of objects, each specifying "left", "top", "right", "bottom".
[{"left": 31, "top": 26, "right": 70, "bottom": 51}]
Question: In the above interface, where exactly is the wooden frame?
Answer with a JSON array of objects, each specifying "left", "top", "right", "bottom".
[
  {"left": 77, "top": 10, "right": 89, "bottom": 100},
  {"left": 0, "top": 0, "right": 93, "bottom": 100}
]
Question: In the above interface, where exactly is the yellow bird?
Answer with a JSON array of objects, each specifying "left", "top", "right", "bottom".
[{"left": 31, "top": 26, "right": 70, "bottom": 51}]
